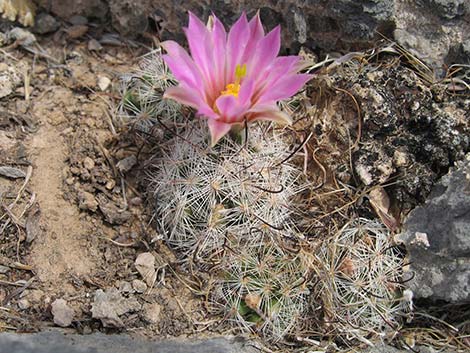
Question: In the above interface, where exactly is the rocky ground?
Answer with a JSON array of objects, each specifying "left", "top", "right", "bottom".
[{"left": 0, "top": 5, "right": 469, "bottom": 353}]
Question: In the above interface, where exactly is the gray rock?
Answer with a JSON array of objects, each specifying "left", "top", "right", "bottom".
[
  {"left": 51, "top": 299, "right": 75, "bottom": 327},
  {"left": 32, "top": 13, "right": 60, "bottom": 34},
  {"left": 35, "top": 0, "right": 108, "bottom": 21},
  {"left": 0, "top": 330, "right": 256, "bottom": 353},
  {"left": 397, "top": 154, "right": 470, "bottom": 302},
  {"left": 134, "top": 252, "right": 156, "bottom": 287},
  {"left": 427, "top": 0, "right": 466, "bottom": 19},
  {"left": 91, "top": 288, "right": 141, "bottom": 327}
]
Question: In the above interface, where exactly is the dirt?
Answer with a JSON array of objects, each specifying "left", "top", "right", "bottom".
[{"left": 0, "top": 23, "right": 205, "bottom": 339}]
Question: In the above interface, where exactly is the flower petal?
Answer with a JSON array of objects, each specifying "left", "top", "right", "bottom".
[
  {"left": 161, "top": 41, "right": 203, "bottom": 90},
  {"left": 248, "top": 108, "right": 292, "bottom": 125},
  {"left": 210, "top": 14, "right": 227, "bottom": 93},
  {"left": 257, "top": 73, "right": 312, "bottom": 104},
  {"left": 207, "top": 119, "right": 232, "bottom": 146},
  {"left": 249, "top": 25, "right": 281, "bottom": 76},
  {"left": 226, "top": 13, "right": 250, "bottom": 83},
  {"left": 163, "top": 85, "right": 201, "bottom": 108}
]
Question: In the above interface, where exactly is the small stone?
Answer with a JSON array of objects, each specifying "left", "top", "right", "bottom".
[
  {"left": 69, "top": 15, "right": 88, "bottom": 26},
  {"left": 88, "top": 39, "right": 103, "bottom": 51},
  {"left": 0, "top": 265, "right": 10, "bottom": 274},
  {"left": 78, "top": 191, "right": 98, "bottom": 212},
  {"left": 116, "top": 155, "right": 137, "bottom": 173},
  {"left": 99, "top": 201, "right": 132, "bottom": 225},
  {"left": 91, "top": 288, "right": 141, "bottom": 328},
  {"left": 118, "top": 281, "right": 134, "bottom": 294},
  {"left": 105, "top": 179, "right": 116, "bottom": 190},
  {"left": 97, "top": 76, "right": 111, "bottom": 91},
  {"left": 32, "top": 13, "right": 60, "bottom": 34},
  {"left": 134, "top": 253, "right": 156, "bottom": 287},
  {"left": 129, "top": 197, "right": 142, "bottom": 206},
  {"left": 8, "top": 28, "right": 36, "bottom": 46},
  {"left": 51, "top": 299, "right": 75, "bottom": 327},
  {"left": 132, "top": 279, "right": 147, "bottom": 293},
  {"left": 18, "top": 299, "right": 30, "bottom": 310},
  {"left": 142, "top": 302, "right": 162, "bottom": 324},
  {"left": 83, "top": 157, "right": 95, "bottom": 170}
]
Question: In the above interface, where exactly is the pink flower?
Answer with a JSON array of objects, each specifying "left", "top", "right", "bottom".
[{"left": 162, "top": 11, "right": 312, "bottom": 146}]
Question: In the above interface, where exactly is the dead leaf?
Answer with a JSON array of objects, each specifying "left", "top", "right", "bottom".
[
  {"left": 0, "top": 166, "right": 26, "bottom": 179},
  {"left": 65, "top": 25, "right": 88, "bottom": 39},
  {"left": 25, "top": 203, "right": 41, "bottom": 243},
  {"left": 369, "top": 187, "right": 399, "bottom": 232}
]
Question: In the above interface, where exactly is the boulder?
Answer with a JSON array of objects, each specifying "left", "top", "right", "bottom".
[{"left": 397, "top": 154, "right": 470, "bottom": 302}]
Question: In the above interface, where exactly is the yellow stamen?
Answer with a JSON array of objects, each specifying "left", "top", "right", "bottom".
[{"left": 220, "top": 63, "right": 247, "bottom": 98}]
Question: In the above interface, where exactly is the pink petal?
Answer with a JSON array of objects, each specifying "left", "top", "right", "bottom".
[
  {"left": 257, "top": 73, "right": 312, "bottom": 104},
  {"left": 163, "top": 85, "right": 201, "bottom": 108},
  {"left": 185, "top": 13, "right": 212, "bottom": 82},
  {"left": 241, "top": 12, "right": 265, "bottom": 65},
  {"left": 210, "top": 14, "right": 227, "bottom": 93},
  {"left": 207, "top": 119, "right": 232, "bottom": 146},
  {"left": 249, "top": 26, "right": 281, "bottom": 76},
  {"left": 248, "top": 108, "right": 292, "bottom": 125},
  {"left": 161, "top": 41, "right": 203, "bottom": 90},
  {"left": 226, "top": 13, "right": 250, "bottom": 83}
]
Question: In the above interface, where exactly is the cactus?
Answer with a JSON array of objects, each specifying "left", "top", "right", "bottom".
[
  {"left": 117, "top": 49, "right": 182, "bottom": 136},
  {"left": 319, "top": 218, "right": 408, "bottom": 342},
  {"left": 212, "top": 236, "right": 311, "bottom": 340},
  {"left": 150, "top": 120, "right": 308, "bottom": 266}
]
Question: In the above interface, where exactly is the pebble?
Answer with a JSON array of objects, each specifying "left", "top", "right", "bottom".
[
  {"left": 51, "top": 299, "right": 75, "bottom": 327},
  {"left": 97, "top": 76, "right": 111, "bottom": 91},
  {"left": 91, "top": 288, "right": 141, "bottom": 328},
  {"left": 134, "top": 253, "right": 156, "bottom": 287},
  {"left": 118, "top": 281, "right": 134, "bottom": 294},
  {"left": 132, "top": 279, "right": 147, "bottom": 293},
  {"left": 83, "top": 156, "right": 95, "bottom": 170},
  {"left": 142, "top": 303, "right": 162, "bottom": 324},
  {"left": 32, "top": 13, "right": 60, "bottom": 34},
  {"left": 78, "top": 191, "right": 99, "bottom": 212},
  {"left": 116, "top": 155, "right": 137, "bottom": 173},
  {"left": 18, "top": 299, "right": 30, "bottom": 310},
  {"left": 88, "top": 39, "right": 103, "bottom": 51}
]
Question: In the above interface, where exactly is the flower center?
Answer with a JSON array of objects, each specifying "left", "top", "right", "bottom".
[{"left": 221, "top": 64, "right": 247, "bottom": 98}]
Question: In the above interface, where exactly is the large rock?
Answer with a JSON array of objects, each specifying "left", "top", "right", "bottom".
[
  {"left": 30, "top": 1, "right": 469, "bottom": 69},
  {"left": 0, "top": 331, "right": 257, "bottom": 353},
  {"left": 397, "top": 154, "right": 470, "bottom": 302}
]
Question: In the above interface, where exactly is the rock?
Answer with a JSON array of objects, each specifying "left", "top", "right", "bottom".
[
  {"left": 8, "top": 27, "right": 36, "bottom": 46},
  {"left": 109, "top": 0, "right": 148, "bottom": 37},
  {"left": 394, "top": 1, "right": 470, "bottom": 71},
  {"left": 51, "top": 299, "right": 75, "bottom": 327},
  {"left": 427, "top": 0, "right": 466, "bottom": 19},
  {"left": 0, "top": 331, "right": 257, "bottom": 353},
  {"left": 117, "top": 281, "right": 133, "bottom": 294},
  {"left": 18, "top": 299, "right": 30, "bottom": 310},
  {"left": 397, "top": 154, "right": 470, "bottom": 302},
  {"left": 78, "top": 191, "right": 98, "bottom": 212},
  {"left": 142, "top": 302, "right": 161, "bottom": 324},
  {"left": 69, "top": 15, "right": 88, "bottom": 26},
  {"left": 134, "top": 253, "right": 156, "bottom": 287},
  {"left": 97, "top": 76, "right": 111, "bottom": 91},
  {"left": 35, "top": 0, "right": 108, "bottom": 21},
  {"left": 131, "top": 279, "right": 147, "bottom": 293},
  {"left": 98, "top": 201, "right": 132, "bottom": 225},
  {"left": 32, "top": 13, "right": 60, "bottom": 34},
  {"left": 82, "top": 157, "right": 95, "bottom": 170},
  {"left": 91, "top": 288, "right": 141, "bottom": 327},
  {"left": 88, "top": 38, "right": 102, "bottom": 51},
  {"left": 116, "top": 155, "right": 137, "bottom": 173}
]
